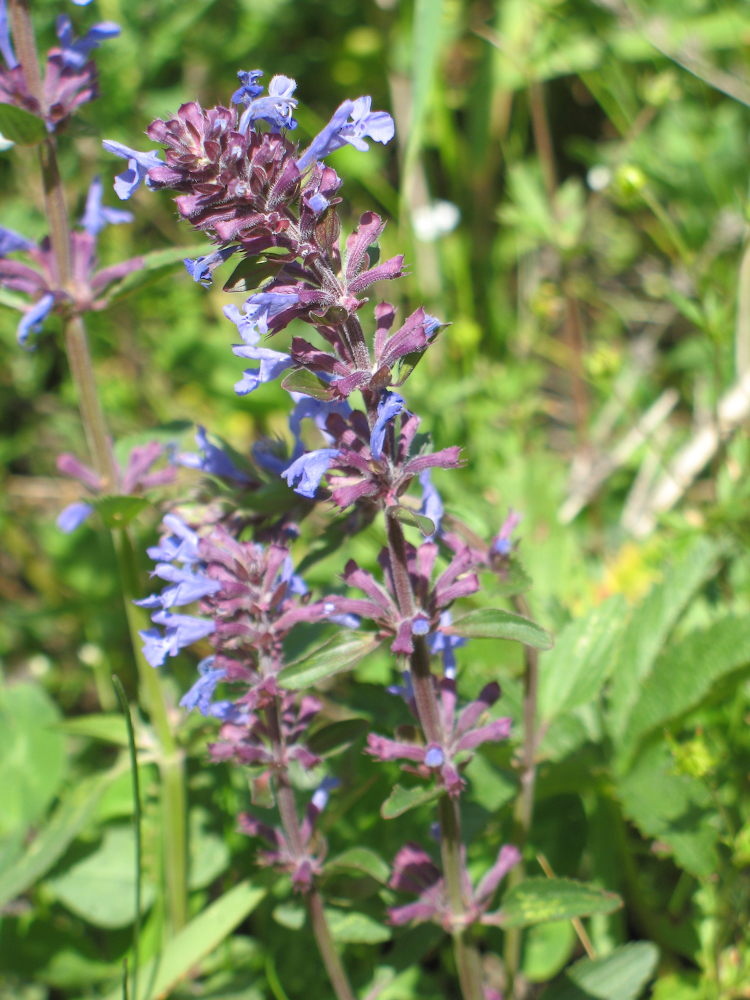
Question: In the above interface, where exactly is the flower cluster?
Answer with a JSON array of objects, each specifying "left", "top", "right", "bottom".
[
  {"left": 368, "top": 678, "right": 511, "bottom": 797},
  {"left": 0, "top": 177, "right": 141, "bottom": 346},
  {"left": 0, "top": 3, "right": 118, "bottom": 131},
  {"left": 56, "top": 439, "right": 175, "bottom": 531},
  {"left": 388, "top": 841, "right": 521, "bottom": 931}
]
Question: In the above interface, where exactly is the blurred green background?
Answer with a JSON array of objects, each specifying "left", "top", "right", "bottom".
[{"left": 3, "top": 0, "right": 750, "bottom": 997}]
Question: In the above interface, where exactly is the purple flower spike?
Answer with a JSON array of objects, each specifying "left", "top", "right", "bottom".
[
  {"left": 56, "top": 501, "right": 94, "bottom": 533},
  {"left": 102, "top": 140, "right": 164, "bottom": 200},
  {"left": 0, "top": 0, "right": 18, "bottom": 69},
  {"left": 371, "top": 390, "right": 405, "bottom": 460},
  {"left": 282, "top": 448, "right": 339, "bottom": 499},
  {"left": 56, "top": 15, "right": 120, "bottom": 70},
  {"left": 179, "top": 656, "right": 227, "bottom": 716},
  {"left": 232, "top": 68, "right": 264, "bottom": 105},
  {"left": 17, "top": 293, "right": 55, "bottom": 348},
  {"left": 0, "top": 226, "right": 33, "bottom": 256},
  {"left": 80, "top": 176, "right": 133, "bottom": 236}
]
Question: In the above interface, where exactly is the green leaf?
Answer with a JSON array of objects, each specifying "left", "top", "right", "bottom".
[
  {"left": 0, "top": 681, "right": 66, "bottom": 838},
  {"left": 497, "top": 878, "right": 622, "bottom": 928},
  {"left": 493, "top": 555, "right": 533, "bottom": 598},
  {"left": 405, "top": 0, "right": 446, "bottom": 172},
  {"left": 189, "top": 807, "right": 230, "bottom": 890},
  {"left": 381, "top": 783, "right": 443, "bottom": 820},
  {"left": 608, "top": 538, "right": 724, "bottom": 741},
  {"left": 103, "top": 880, "right": 266, "bottom": 1000},
  {"left": 616, "top": 615, "right": 750, "bottom": 769},
  {"left": 103, "top": 246, "right": 205, "bottom": 305},
  {"left": 46, "top": 825, "right": 155, "bottom": 929},
  {"left": 523, "top": 920, "right": 577, "bottom": 983},
  {"left": 617, "top": 741, "right": 718, "bottom": 877},
  {"left": 223, "top": 256, "right": 288, "bottom": 293},
  {"left": 324, "top": 848, "right": 391, "bottom": 884},
  {"left": 93, "top": 495, "right": 151, "bottom": 528},
  {"left": 543, "top": 942, "right": 660, "bottom": 1000},
  {"left": 324, "top": 908, "right": 392, "bottom": 943},
  {"left": 538, "top": 596, "right": 628, "bottom": 721},
  {"left": 445, "top": 608, "right": 554, "bottom": 649},
  {"left": 53, "top": 713, "right": 129, "bottom": 746},
  {"left": 387, "top": 504, "right": 435, "bottom": 537},
  {"left": 280, "top": 369, "right": 334, "bottom": 400},
  {"left": 0, "top": 287, "right": 28, "bottom": 311},
  {"left": 278, "top": 631, "right": 380, "bottom": 690},
  {"left": 0, "top": 104, "right": 47, "bottom": 146},
  {"left": 307, "top": 718, "right": 370, "bottom": 758},
  {"left": 465, "top": 754, "right": 517, "bottom": 812},
  {"left": 272, "top": 902, "right": 306, "bottom": 930},
  {"left": 0, "top": 762, "right": 125, "bottom": 909}
]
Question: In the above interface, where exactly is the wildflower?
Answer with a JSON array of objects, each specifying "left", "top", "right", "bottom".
[
  {"left": 238, "top": 74, "right": 297, "bottom": 133},
  {"left": 101, "top": 140, "right": 164, "bottom": 200},
  {"left": 175, "top": 425, "right": 252, "bottom": 483},
  {"left": 0, "top": 226, "right": 32, "bottom": 256},
  {"left": 179, "top": 656, "right": 227, "bottom": 715},
  {"left": 17, "top": 293, "right": 54, "bottom": 348},
  {"left": 367, "top": 679, "right": 511, "bottom": 796},
  {"left": 426, "top": 611, "right": 466, "bottom": 679},
  {"left": 387, "top": 842, "right": 520, "bottom": 930},
  {"left": 55, "top": 15, "right": 119, "bottom": 70},
  {"left": 297, "top": 97, "right": 395, "bottom": 171},
  {"left": 0, "top": 1, "right": 17, "bottom": 71},
  {"left": 79, "top": 176, "right": 133, "bottom": 236},
  {"left": 239, "top": 776, "right": 338, "bottom": 891},
  {"left": 282, "top": 449, "right": 340, "bottom": 499},
  {"left": 183, "top": 245, "right": 238, "bottom": 287},
  {"left": 55, "top": 441, "right": 175, "bottom": 531},
  {"left": 232, "top": 69, "right": 264, "bottom": 105}
]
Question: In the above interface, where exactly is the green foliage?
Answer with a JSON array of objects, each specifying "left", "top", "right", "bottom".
[
  {"left": 278, "top": 631, "right": 381, "bottom": 689},
  {"left": 497, "top": 878, "right": 622, "bottom": 928},
  {"left": 445, "top": 607, "right": 554, "bottom": 648}
]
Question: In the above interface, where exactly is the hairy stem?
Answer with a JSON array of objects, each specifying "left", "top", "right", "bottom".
[
  {"left": 504, "top": 592, "right": 540, "bottom": 997},
  {"left": 385, "top": 515, "right": 484, "bottom": 1000},
  {"left": 265, "top": 698, "right": 355, "bottom": 1000}
]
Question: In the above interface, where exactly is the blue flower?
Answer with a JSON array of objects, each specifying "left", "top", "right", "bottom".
[
  {"left": 102, "top": 140, "right": 163, "bottom": 200},
  {"left": 311, "top": 775, "right": 341, "bottom": 812},
  {"left": 184, "top": 245, "right": 238, "bottom": 287},
  {"left": 179, "top": 656, "right": 227, "bottom": 716},
  {"left": 370, "top": 390, "right": 405, "bottom": 460},
  {"left": 79, "top": 176, "right": 133, "bottom": 236},
  {"left": 277, "top": 553, "right": 308, "bottom": 602},
  {"left": 176, "top": 425, "right": 251, "bottom": 483},
  {"left": 419, "top": 469, "right": 443, "bottom": 536},
  {"left": 0, "top": 226, "right": 33, "bottom": 256},
  {"left": 233, "top": 345, "right": 294, "bottom": 396},
  {"left": 223, "top": 291, "right": 301, "bottom": 344},
  {"left": 17, "top": 293, "right": 55, "bottom": 348},
  {"left": 0, "top": 0, "right": 18, "bottom": 70},
  {"left": 56, "top": 501, "right": 94, "bottom": 533},
  {"left": 232, "top": 69, "right": 264, "bottom": 105},
  {"left": 146, "top": 513, "right": 201, "bottom": 564},
  {"left": 297, "top": 96, "right": 395, "bottom": 171},
  {"left": 238, "top": 74, "right": 298, "bottom": 134},
  {"left": 424, "top": 746, "right": 444, "bottom": 768},
  {"left": 135, "top": 563, "right": 222, "bottom": 610},
  {"left": 139, "top": 610, "right": 216, "bottom": 667},
  {"left": 70, "top": 0, "right": 95, "bottom": 5},
  {"left": 323, "top": 603, "right": 361, "bottom": 629},
  {"left": 289, "top": 396, "right": 350, "bottom": 447},
  {"left": 56, "top": 14, "right": 120, "bottom": 70},
  {"left": 426, "top": 611, "right": 466, "bottom": 680},
  {"left": 282, "top": 449, "right": 339, "bottom": 499}
]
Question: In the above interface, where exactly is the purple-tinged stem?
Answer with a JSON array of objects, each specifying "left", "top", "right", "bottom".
[
  {"left": 264, "top": 696, "right": 355, "bottom": 1000},
  {"left": 385, "top": 515, "right": 485, "bottom": 1000},
  {"left": 504, "top": 592, "right": 540, "bottom": 997}
]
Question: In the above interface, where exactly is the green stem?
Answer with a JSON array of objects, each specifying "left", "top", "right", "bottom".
[
  {"left": 116, "top": 530, "right": 188, "bottom": 934},
  {"left": 264, "top": 698, "right": 354, "bottom": 1000},
  {"left": 504, "top": 593, "right": 540, "bottom": 997},
  {"left": 112, "top": 674, "right": 142, "bottom": 1000}
]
